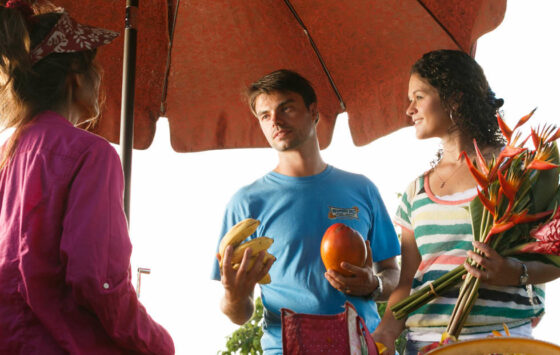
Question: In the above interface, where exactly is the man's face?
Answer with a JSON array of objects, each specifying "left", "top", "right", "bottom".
[{"left": 253, "top": 91, "right": 318, "bottom": 152}]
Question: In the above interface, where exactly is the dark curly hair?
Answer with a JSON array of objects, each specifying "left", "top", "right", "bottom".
[{"left": 411, "top": 49, "right": 505, "bottom": 148}]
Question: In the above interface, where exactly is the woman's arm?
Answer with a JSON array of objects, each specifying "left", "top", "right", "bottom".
[
  {"left": 372, "top": 228, "right": 421, "bottom": 355},
  {"left": 61, "top": 141, "right": 174, "bottom": 354}
]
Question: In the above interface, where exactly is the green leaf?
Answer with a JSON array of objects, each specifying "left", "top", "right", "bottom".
[
  {"left": 530, "top": 142, "right": 560, "bottom": 213},
  {"left": 546, "top": 185, "right": 560, "bottom": 212},
  {"left": 469, "top": 198, "right": 484, "bottom": 242},
  {"left": 219, "top": 297, "right": 264, "bottom": 354},
  {"left": 511, "top": 253, "right": 560, "bottom": 268}
]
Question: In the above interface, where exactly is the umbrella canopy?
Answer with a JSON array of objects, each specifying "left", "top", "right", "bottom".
[{"left": 27, "top": 0, "right": 506, "bottom": 152}]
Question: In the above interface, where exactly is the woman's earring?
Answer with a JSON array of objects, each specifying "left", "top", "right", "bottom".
[{"left": 449, "top": 112, "right": 456, "bottom": 125}]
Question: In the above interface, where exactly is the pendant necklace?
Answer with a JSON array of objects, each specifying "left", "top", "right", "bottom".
[{"left": 433, "top": 161, "right": 464, "bottom": 188}]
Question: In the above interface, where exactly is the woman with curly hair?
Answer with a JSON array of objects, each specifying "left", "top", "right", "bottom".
[
  {"left": 0, "top": 2, "right": 173, "bottom": 353},
  {"left": 372, "top": 49, "right": 560, "bottom": 355}
]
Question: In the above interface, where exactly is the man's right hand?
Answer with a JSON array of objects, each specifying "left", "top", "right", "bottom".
[{"left": 218, "top": 245, "right": 275, "bottom": 324}]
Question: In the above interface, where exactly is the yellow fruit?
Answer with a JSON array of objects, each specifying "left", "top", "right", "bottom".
[
  {"left": 231, "top": 237, "right": 273, "bottom": 265},
  {"left": 258, "top": 273, "right": 271, "bottom": 284},
  {"left": 375, "top": 342, "right": 387, "bottom": 354},
  {"left": 231, "top": 251, "right": 275, "bottom": 271},
  {"left": 218, "top": 218, "right": 260, "bottom": 257}
]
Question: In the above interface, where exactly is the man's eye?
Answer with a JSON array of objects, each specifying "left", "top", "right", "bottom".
[{"left": 260, "top": 115, "right": 270, "bottom": 121}]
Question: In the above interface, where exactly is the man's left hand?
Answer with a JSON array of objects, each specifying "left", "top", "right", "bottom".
[{"left": 324, "top": 241, "right": 378, "bottom": 297}]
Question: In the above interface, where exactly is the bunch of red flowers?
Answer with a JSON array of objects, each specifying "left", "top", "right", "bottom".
[{"left": 392, "top": 110, "right": 560, "bottom": 348}]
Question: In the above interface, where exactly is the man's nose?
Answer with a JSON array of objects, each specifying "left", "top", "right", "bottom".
[{"left": 270, "top": 110, "right": 284, "bottom": 126}]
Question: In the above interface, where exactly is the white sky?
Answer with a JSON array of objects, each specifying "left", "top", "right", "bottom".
[{"left": 1, "top": 1, "right": 559, "bottom": 354}]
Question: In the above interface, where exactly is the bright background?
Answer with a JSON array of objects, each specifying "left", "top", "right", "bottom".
[{"left": 1, "top": 1, "right": 558, "bottom": 354}]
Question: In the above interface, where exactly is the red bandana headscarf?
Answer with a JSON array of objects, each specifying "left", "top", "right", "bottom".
[
  {"left": 4, "top": 0, "right": 118, "bottom": 65},
  {"left": 30, "top": 12, "right": 118, "bottom": 64}
]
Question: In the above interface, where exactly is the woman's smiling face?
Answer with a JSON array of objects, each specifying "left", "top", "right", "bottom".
[{"left": 406, "top": 73, "right": 452, "bottom": 140}]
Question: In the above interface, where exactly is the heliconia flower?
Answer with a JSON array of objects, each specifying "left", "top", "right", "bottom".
[
  {"left": 491, "top": 330, "right": 503, "bottom": 337},
  {"left": 531, "top": 124, "right": 560, "bottom": 148},
  {"left": 513, "top": 108, "right": 537, "bottom": 131},
  {"left": 531, "top": 127, "right": 541, "bottom": 150},
  {"left": 511, "top": 209, "right": 553, "bottom": 225},
  {"left": 548, "top": 127, "right": 560, "bottom": 144},
  {"left": 526, "top": 160, "right": 559, "bottom": 170},
  {"left": 462, "top": 151, "right": 489, "bottom": 188},
  {"left": 477, "top": 188, "right": 496, "bottom": 217},
  {"left": 485, "top": 221, "right": 515, "bottom": 243},
  {"left": 500, "top": 145, "right": 527, "bottom": 159},
  {"left": 526, "top": 145, "right": 560, "bottom": 170},
  {"left": 503, "top": 323, "right": 511, "bottom": 336},
  {"left": 497, "top": 112, "right": 513, "bottom": 143},
  {"left": 496, "top": 133, "right": 528, "bottom": 169},
  {"left": 496, "top": 109, "right": 534, "bottom": 145},
  {"left": 497, "top": 168, "right": 522, "bottom": 201},
  {"left": 473, "top": 139, "right": 490, "bottom": 176}
]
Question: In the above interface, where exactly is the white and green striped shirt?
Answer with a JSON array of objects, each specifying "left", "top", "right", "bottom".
[{"left": 395, "top": 173, "right": 544, "bottom": 337}]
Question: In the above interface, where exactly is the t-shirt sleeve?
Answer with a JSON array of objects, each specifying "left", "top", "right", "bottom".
[
  {"left": 394, "top": 179, "right": 416, "bottom": 233},
  {"left": 368, "top": 182, "right": 401, "bottom": 262},
  {"left": 60, "top": 140, "right": 174, "bottom": 355}
]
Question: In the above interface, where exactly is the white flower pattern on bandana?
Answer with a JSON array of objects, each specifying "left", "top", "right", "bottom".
[{"left": 30, "top": 12, "right": 118, "bottom": 64}]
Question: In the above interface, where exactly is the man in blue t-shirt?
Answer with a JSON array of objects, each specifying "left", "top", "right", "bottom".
[{"left": 211, "top": 69, "right": 400, "bottom": 354}]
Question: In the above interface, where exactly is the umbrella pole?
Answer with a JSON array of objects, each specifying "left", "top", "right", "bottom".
[{"left": 120, "top": 0, "right": 138, "bottom": 226}]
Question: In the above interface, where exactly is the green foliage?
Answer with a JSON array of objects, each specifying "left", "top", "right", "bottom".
[
  {"left": 218, "top": 297, "right": 264, "bottom": 355},
  {"left": 219, "top": 297, "right": 407, "bottom": 354}
]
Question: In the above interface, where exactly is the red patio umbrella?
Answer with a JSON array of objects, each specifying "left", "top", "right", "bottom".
[
  {"left": 10, "top": 0, "right": 507, "bottom": 219},
  {"left": 41, "top": 0, "right": 506, "bottom": 152}
]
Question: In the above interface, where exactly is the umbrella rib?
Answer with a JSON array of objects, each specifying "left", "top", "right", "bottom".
[
  {"left": 160, "top": 0, "right": 181, "bottom": 117},
  {"left": 416, "top": 0, "right": 464, "bottom": 52},
  {"left": 283, "top": 0, "right": 346, "bottom": 111}
]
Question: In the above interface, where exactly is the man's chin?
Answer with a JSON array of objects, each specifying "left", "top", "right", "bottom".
[{"left": 272, "top": 142, "right": 294, "bottom": 152}]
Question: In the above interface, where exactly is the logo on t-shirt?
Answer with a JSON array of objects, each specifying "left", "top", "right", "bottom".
[{"left": 328, "top": 206, "right": 359, "bottom": 219}]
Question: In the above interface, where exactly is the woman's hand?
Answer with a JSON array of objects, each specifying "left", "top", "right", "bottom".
[
  {"left": 371, "top": 328, "right": 397, "bottom": 355},
  {"left": 465, "top": 241, "right": 522, "bottom": 286}
]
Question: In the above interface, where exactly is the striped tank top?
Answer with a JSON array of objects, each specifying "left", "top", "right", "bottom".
[{"left": 394, "top": 173, "right": 544, "bottom": 336}]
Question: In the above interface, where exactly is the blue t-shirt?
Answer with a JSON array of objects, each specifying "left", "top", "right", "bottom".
[{"left": 211, "top": 165, "right": 400, "bottom": 354}]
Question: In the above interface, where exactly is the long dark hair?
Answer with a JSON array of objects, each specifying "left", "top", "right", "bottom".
[
  {"left": 411, "top": 49, "right": 505, "bottom": 148},
  {"left": 0, "top": 5, "right": 100, "bottom": 170}
]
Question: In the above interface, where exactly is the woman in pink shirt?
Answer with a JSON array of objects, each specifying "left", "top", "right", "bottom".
[{"left": 0, "top": 2, "right": 174, "bottom": 354}]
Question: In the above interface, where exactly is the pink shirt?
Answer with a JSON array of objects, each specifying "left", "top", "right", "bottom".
[{"left": 0, "top": 111, "right": 174, "bottom": 354}]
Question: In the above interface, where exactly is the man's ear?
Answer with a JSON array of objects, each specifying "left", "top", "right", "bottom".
[{"left": 309, "top": 102, "right": 319, "bottom": 123}]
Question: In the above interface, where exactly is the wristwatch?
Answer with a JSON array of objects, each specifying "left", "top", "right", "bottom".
[
  {"left": 371, "top": 274, "right": 383, "bottom": 299},
  {"left": 519, "top": 262, "right": 529, "bottom": 285}
]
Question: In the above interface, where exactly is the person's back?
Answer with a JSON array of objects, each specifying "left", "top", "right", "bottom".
[
  {"left": 0, "top": 112, "right": 131, "bottom": 353},
  {"left": 0, "top": 3, "right": 173, "bottom": 353}
]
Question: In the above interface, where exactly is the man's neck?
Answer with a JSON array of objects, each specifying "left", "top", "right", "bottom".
[{"left": 274, "top": 144, "right": 327, "bottom": 177}]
